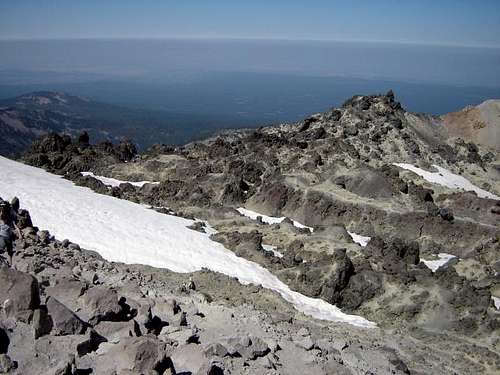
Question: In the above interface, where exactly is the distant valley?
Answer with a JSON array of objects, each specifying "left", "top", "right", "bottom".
[{"left": 0, "top": 91, "right": 258, "bottom": 156}]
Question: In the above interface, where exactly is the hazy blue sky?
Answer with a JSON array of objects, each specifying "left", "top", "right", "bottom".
[{"left": 1, "top": 0, "right": 500, "bottom": 47}]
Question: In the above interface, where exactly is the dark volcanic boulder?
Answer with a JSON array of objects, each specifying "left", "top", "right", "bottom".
[
  {"left": 16, "top": 209, "right": 33, "bottom": 230},
  {"left": 340, "top": 269, "right": 383, "bottom": 310},
  {"left": 319, "top": 249, "right": 355, "bottom": 304},
  {"left": 92, "top": 336, "right": 171, "bottom": 373},
  {"left": 408, "top": 182, "right": 434, "bottom": 203},
  {"left": 78, "top": 286, "right": 125, "bottom": 325},
  {"left": 211, "top": 230, "right": 263, "bottom": 256},
  {"left": 439, "top": 208, "right": 454, "bottom": 222},
  {"left": 114, "top": 140, "right": 137, "bottom": 162},
  {"left": 364, "top": 237, "right": 420, "bottom": 276},
  {"left": 29, "top": 132, "right": 70, "bottom": 154},
  {"left": 78, "top": 131, "right": 90, "bottom": 145},
  {"left": 46, "top": 296, "right": 85, "bottom": 336},
  {"left": 0, "top": 265, "right": 40, "bottom": 322},
  {"left": 220, "top": 178, "right": 249, "bottom": 205}
]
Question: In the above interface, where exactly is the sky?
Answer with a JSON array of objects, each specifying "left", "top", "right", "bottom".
[{"left": 1, "top": 0, "right": 500, "bottom": 47}]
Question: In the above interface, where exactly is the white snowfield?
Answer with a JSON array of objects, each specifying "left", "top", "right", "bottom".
[
  {"left": 81, "top": 172, "right": 159, "bottom": 188},
  {"left": 393, "top": 163, "right": 499, "bottom": 200},
  {"left": 420, "top": 253, "right": 457, "bottom": 272},
  {"left": 347, "top": 231, "right": 371, "bottom": 247},
  {"left": 236, "top": 207, "right": 314, "bottom": 232},
  {"left": 0, "top": 157, "right": 374, "bottom": 328}
]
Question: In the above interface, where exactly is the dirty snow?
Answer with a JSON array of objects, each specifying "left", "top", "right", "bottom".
[
  {"left": 347, "top": 231, "right": 371, "bottom": 247},
  {"left": 393, "top": 163, "right": 499, "bottom": 200},
  {"left": 492, "top": 297, "right": 500, "bottom": 310},
  {"left": 420, "top": 253, "right": 457, "bottom": 272},
  {"left": 81, "top": 172, "right": 159, "bottom": 188},
  {"left": 236, "top": 207, "right": 314, "bottom": 232},
  {"left": 262, "top": 244, "right": 284, "bottom": 258},
  {"left": 0, "top": 156, "right": 374, "bottom": 328}
]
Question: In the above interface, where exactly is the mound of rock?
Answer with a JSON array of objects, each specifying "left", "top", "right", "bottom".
[{"left": 22, "top": 132, "right": 137, "bottom": 175}]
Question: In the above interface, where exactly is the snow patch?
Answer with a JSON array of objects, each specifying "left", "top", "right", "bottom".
[
  {"left": 348, "top": 231, "right": 371, "bottom": 247},
  {"left": 237, "top": 207, "right": 314, "bottom": 232},
  {"left": 393, "top": 163, "right": 499, "bottom": 200},
  {"left": 262, "top": 244, "right": 283, "bottom": 258},
  {"left": 0, "top": 156, "right": 374, "bottom": 328},
  {"left": 492, "top": 297, "right": 500, "bottom": 310},
  {"left": 81, "top": 172, "right": 159, "bottom": 188},
  {"left": 421, "top": 253, "right": 457, "bottom": 272}
]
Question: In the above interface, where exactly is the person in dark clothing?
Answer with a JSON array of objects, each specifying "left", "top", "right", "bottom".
[
  {"left": 0, "top": 200, "right": 16, "bottom": 261},
  {"left": 0, "top": 224, "right": 13, "bottom": 259}
]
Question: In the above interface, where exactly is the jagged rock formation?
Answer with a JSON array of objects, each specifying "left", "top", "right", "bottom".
[
  {"left": 13, "top": 91, "right": 500, "bottom": 374},
  {"left": 21, "top": 131, "right": 137, "bottom": 175}
]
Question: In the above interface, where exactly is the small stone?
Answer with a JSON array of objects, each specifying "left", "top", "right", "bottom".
[
  {"left": 297, "top": 327, "right": 309, "bottom": 337},
  {"left": 0, "top": 354, "right": 16, "bottom": 373},
  {"left": 294, "top": 336, "right": 315, "bottom": 351},
  {"left": 169, "top": 328, "right": 199, "bottom": 344},
  {"left": 345, "top": 126, "right": 359, "bottom": 136},
  {"left": 265, "top": 339, "right": 281, "bottom": 353},
  {"left": 203, "top": 342, "right": 229, "bottom": 358}
]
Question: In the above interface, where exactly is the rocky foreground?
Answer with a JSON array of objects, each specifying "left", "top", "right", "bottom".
[
  {"left": 0, "top": 196, "right": 449, "bottom": 375},
  {"left": 3, "top": 91, "right": 500, "bottom": 374}
]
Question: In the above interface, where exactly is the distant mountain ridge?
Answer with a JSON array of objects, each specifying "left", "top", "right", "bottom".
[
  {"left": 2, "top": 90, "right": 500, "bottom": 158},
  {"left": 0, "top": 91, "right": 256, "bottom": 156}
]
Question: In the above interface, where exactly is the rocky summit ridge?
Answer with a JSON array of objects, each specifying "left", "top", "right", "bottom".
[{"left": 1, "top": 91, "right": 500, "bottom": 374}]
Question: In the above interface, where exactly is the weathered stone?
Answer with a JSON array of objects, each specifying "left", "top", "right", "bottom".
[
  {"left": 171, "top": 343, "right": 211, "bottom": 374},
  {"left": 33, "top": 307, "right": 53, "bottom": 339},
  {"left": 46, "top": 278, "right": 87, "bottom": 312},
  {"left": 46, "top": 297, "right": 85, "bottom": 336},
  {"left": 0, "top": 265, "right": 40, "bottom": 322},
  {"left": 94, "top": 320, "right": 141, "bottom": 343},
  {"left": 78, "top": 286, "right": 123, "bottom": 324},
  {"left": 94, "top": 336, "right": 170, "bottom": 373}
]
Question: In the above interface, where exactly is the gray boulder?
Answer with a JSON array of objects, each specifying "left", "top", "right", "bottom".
[
  {"left": 171, "top": 343, "right": 212, "bottom": 374},
  {"left": 77, "top": 286, "right": 123, "bottom": 325},
  {"left": 0, "top": 265, "right": 40, "bottom": 322},
  {"left": 93, "top": 336, "right": 171, "bottom": 373},
  {"left": 94, "top": 320, "right": 140, "bottom": 343},
  {"left": 46, "top": 297, "right": 85, "bottom": 336},
  {"left": 46, "top": 278, "right": 88, "bottom": 313}
]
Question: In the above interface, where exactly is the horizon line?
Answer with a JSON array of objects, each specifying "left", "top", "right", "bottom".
[{"left": 0, "top": 35, "right": 499, "bottom": 50}]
